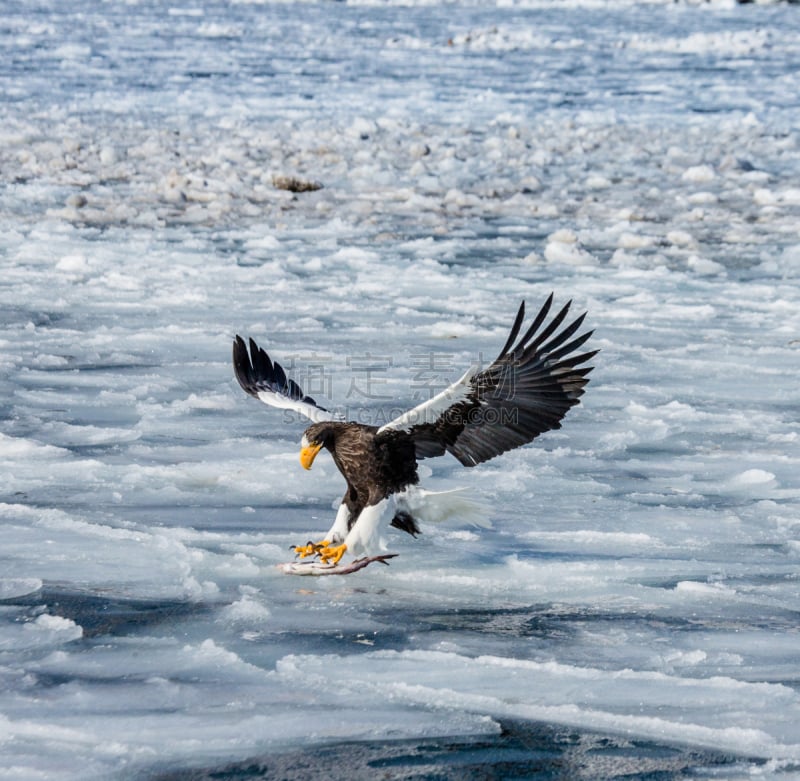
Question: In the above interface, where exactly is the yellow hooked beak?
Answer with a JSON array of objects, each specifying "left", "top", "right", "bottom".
[{"left": 299, "top": 441, "right": 323, "bottom": 470}]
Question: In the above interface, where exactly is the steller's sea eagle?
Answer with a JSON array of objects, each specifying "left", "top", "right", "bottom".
[{"left": 233, "top": 295, "right": 596, "bottom": 572}]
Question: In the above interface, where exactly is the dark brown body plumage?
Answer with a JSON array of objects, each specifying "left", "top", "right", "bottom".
[{"left": 303, "top": 421, "right": 420, "bottom": 533}]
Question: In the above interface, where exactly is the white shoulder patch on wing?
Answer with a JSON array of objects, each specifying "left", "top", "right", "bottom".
[
  {"left": 255, "top": 389, "right": 337, "bottom": 423},
  {"left": 378, "top": 366, "right": 476, "bottom": 434}
]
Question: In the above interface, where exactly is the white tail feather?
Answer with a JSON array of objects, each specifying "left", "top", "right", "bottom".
[{"left": 397, "top": 487, "right": 492, "bottom": 529}]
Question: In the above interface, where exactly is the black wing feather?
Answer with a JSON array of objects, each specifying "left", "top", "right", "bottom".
[
  {"left": 496, "top": 300, "right": 527, "bottom": 360},
  {"left": 513, "top": 292, "right": 553, "bottom": 358},
  {"left": 398, "top": 296, "right": 596, "bottom": 467},
  {"left": 233, "top": 335, "right": 327, "bottom": 411}
]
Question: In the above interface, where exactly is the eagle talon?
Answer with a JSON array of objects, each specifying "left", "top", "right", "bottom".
[
  {"left": 318, "top": 543, "right": 347, "bottom": 565},
  {"left": 293, "top": 539, "right": 330, "bottom": 559}
]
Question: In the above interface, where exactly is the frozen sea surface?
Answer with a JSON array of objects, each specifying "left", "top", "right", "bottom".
[{"left": 1, "top": 0, "right": 800, "bottom": 779}]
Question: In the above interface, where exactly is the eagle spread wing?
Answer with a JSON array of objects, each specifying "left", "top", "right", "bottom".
[
  {"left": 234, "top": 296, "right": 595, "bottom": 467},
  {"left": 232, "top": 335, "right": 336, "bottom": 424},
  {"left": 378, "top": 295, "right": 597, "bottom": 466}
]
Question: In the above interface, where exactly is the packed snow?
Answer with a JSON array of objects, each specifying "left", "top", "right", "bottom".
[{"left": 1, "top": 0, "right": 799, "bottom": 779}]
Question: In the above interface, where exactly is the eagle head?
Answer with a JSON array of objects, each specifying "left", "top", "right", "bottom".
[{"left": 299, "top": 423, "right": 333, "bottom": 470}]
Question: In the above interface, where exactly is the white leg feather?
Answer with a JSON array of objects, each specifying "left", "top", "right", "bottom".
[
  {"left": 325, "top": 502, "right": 351, "bottom": 544},
  {"left": 343, "top": 497, "right": 395, "bottom": 558}
]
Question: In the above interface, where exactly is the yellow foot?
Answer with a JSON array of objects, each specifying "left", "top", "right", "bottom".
[
  {"left": 318, "top": 543, "right": 347, "bottom": 565},
  {"left": 293, "top": 540, "right": 329, "bottom": 559}
]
